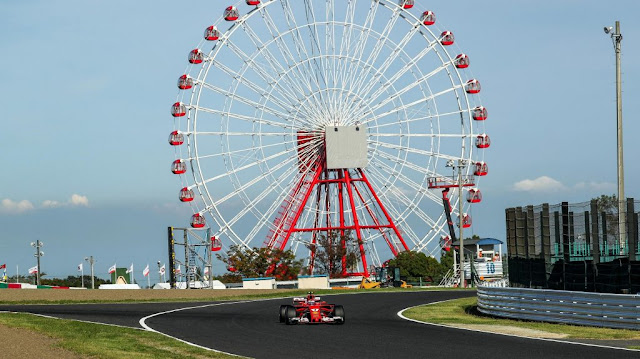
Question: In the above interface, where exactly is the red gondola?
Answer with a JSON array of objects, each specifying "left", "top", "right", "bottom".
[
  {"left": 464, "top": 79, "right": 481, "bottom": 94},
  {"left": 171, "top": 102, "right": 186, "bottom": 117},
  {"left": 474, "top": 161, "right": 488, "bottom": 176},
  {"left": 466, "top": 188, "right": 482, "bottom": 203},
  {"left": 169, "top": 130, "right": 184, "bottom": 146},
  {"left": 454, "top": 54, "right": 470, "bottom": 69},
  {"left": 475, "top": 133, "right": 490, "bottom": 149},
  {"left": 460, "top": 213, "right": 472, "bottom": 228},
  {"left": 246, "top": 0, "right": 260, "bottom": 5},
  {"left": 188, "top": 49, "right": 204, "bottom": 64},
  {"left": 421, "top": 11, "right": 435, "bottom": 25},
  {"left": 204, "top": 26, "right": 220, "bottom": 41},
  {"left": 172, "top": 159, "right": 187, "bottom": 174},
  {"left": 211, "top": 236, "right": 222, "bottom": 251},
  {"left": 224, "top": 6, "right": 239, "bottom": 21},
  {"left": 472, "top": 106, "right": 487, "bottom": 121},
  {"left": 400, "top": 0, "right": 414, "bottom": 9},
  {"left": 191, "top": 213, "right": 206, "bottom": 228},
  {"left": 440, "top": 31, "right": 454, "bottom": 46},
  {"left": 177, "top": 74, "right": 193, "bottom": 90},
  {"left": 441, "top": 235, "right": 452, "bottom": 251},
  {"left": 179, "top": 187, "right": 194, "bottom": 202}
]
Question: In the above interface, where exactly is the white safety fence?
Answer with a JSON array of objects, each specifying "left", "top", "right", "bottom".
[{"left": 477, "top": 286, "right": 640, "bottom": 330}]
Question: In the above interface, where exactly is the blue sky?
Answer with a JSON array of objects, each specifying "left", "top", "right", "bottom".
[{"left": 1, "top": 1, "right": 639, "bottom": 282}]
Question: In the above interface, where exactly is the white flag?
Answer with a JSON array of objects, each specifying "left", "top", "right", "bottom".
[
  {"left": 126, "top": 263, "right": 133, "bottom": 274},
  {"left": 77, "top": 263, "right": 83, "bottom": 272},
  {"left": 204, "top": 266, "right": 209, "bottom": 275},
  {"left": 28, "top": 266, "right": 38, "bottom": 274},
  {"left": 108, "top": 264, "right": 116, "bottom": 274},
  {"left": 159, "top": 264, "right": 166, "bottom": 275},
  {"left": 175, "top": 264, "right": 181, "bottom": 274},
  {"left": 143, "top": 264, "right": 150, "bottom": 277}
]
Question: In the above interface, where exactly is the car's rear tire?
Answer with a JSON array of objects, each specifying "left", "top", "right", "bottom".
[
  {"left": 333, "top": 305, "right": 345, "bottom": 324},
  {"left": 285, "top": 305, "right": 298, "bottom": 325},
  {"left": 279, "top": 305, "right": 287, "bottom": 323}
]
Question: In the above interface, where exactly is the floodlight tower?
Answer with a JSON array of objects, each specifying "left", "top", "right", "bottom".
[{"left": 604, "top": 22, "right": 625, "bottom": 248}]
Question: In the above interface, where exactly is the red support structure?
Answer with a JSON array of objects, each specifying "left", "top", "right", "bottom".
[{"left": 264, "top": 154, "right": 408, "bottom": 278}]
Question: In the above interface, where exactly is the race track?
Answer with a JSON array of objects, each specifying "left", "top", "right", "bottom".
[{"left": 2, "top": 291, "right": 639, "bottom": 358}]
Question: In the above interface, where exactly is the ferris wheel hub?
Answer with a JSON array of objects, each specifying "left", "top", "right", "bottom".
[{"left": 325, "top": 125, "right": 368, "bottom": 170}]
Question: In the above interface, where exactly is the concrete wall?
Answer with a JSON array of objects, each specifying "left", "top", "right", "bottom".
[
  {"left": 242, "top": 278, "right": 277, "bottom": 289},
  {"left": 298, "top": 275, "right": 329, "bottom": 289}
]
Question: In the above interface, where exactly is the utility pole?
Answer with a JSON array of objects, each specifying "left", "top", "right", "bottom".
[
  {"left": 604, "top": 21, "right": 625, "bottom": 249},
  {"left": 31, "top": 240, "right": 44, "bottom": 286},
  {"left": 457, "top": 160, "right": 466, "bottom": 288},
  {"left": 85, "top": 256, "right": 96, "bottom": 289}
]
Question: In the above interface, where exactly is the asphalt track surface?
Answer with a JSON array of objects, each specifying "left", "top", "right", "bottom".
[{"left": 2, "top": 291, "right": 640, "bottom": 358}]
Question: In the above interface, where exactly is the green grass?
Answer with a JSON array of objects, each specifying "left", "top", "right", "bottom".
[
  {"left": 403, "top": 297, "right": 640, "bottom": 340},
  {"left": 0, "top": 312, "right": 236, "bottom": 358},
  {"left": 0, "top": 286, "right": 457, "bottom": 305}
]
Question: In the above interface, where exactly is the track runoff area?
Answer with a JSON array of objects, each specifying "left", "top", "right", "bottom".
[{"left": 2, "top": 291, "right": 638, "bottom": 358}]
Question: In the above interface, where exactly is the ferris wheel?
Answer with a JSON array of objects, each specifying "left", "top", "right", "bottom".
[{"left": 169, "top": 0, "right": 489, "bottom": 277}]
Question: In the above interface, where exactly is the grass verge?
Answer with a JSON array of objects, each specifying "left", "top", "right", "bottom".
[
  {"left": 403, "top": 297, "right": 640, "bottom": 343},
  {"left": 0, "top": 286, "right": 452, "bottom": 305},
  {"left": 0, "top": 312, "right": 237, "bottom": 359}
]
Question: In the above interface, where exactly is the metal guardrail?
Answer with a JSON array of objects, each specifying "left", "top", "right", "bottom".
[{"left": 477, "top": 286, "right": 640, "bottom": 330}]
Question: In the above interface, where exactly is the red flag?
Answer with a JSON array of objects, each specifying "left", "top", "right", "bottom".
[{"left": 0, "top": 264, "right": 6, "bottom": 270}]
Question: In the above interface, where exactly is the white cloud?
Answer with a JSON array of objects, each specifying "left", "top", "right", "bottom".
[
  {"left": 513, "top": 176, "right": 566, "bottom": 192},
  {"left": 69, "top": 194, "right": 89, "bottom": 207},
  {"left": 1, "top": 194, "right": 89, "bottom": 214},
  {"left": 0, "top": 199, "right": 35, "bottom": 214}
]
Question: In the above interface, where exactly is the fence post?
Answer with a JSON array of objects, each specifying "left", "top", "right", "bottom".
[
  {"left": 627, "top": 198, "right": 636, "bottom": 261},
  {"left": 541, "top": 203, "right": 551, "bottom": 288},
  {"left": 562, "top": 202, "right": 570, "bottom": 290},
  {"left": 590, "top": 200, "right": 600, "bottom": 265}
]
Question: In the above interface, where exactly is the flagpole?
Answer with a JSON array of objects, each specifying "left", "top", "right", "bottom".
[
  {"left": 16, "top": 265, "right": 19, "bottom": 284},
  {"left": 81, "top": 264, "right": 84, "bottom": 288}
]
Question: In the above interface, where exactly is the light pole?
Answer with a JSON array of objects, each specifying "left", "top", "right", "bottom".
[
  {"left": 85, "top": 256, "right": 96, "bottom": 289},
  {"left": 604, "top": 22, "right": 626, "bottom": 249},
  {"left": 30, "top": 240, "right": 44, "bottom": 286},
  {"left": 446, "top": 159, "right": 468, "bottom": 288}
]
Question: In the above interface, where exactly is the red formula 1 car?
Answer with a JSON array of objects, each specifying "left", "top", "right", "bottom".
[{"left": 279, "top": 292, "right": 345, "bottom": 325}]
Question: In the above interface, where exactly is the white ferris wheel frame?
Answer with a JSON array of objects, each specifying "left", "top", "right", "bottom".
[{"left": 171, "top": 0, "right": 487, "bottom": 268}]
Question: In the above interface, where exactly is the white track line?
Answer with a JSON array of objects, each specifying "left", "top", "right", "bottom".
[{"left": 397, "top": 300, "right": 640, "bottom": 352}]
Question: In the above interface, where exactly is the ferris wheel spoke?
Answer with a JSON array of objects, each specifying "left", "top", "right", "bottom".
[
  {"left": 199, "top": 147, "right": 295, "bottom": 188},
  {"left": 371, "top": 141, "right": 466, "bottom": 171},
  {"left": 368, "top": 109, "right": 470, "bottom": 130},
  {"left": 221, "top": 164, "right": 300, "bottom": 246},
  {"left": 214, "top": 153, "right": 297, "bottom": 207},
  {"left": 363, "top": 86, "right": 459, "bottom": 124},
  {"left": 303, "top": 0, "right": 329, "bottom": 91},
  {"left": 355, "top": 20, "right": 423, "bottom": 106},
  {"left": 366, "top": 163, "right": 440, "bottom": 231},
  {"left": 348, "top": 5, "right": 401, "bottom": 100},
  {"left": 196, "top": 106, "right": 297, "bottom": 130},
  {"left": 223, "top": 40, "right": 309, "bottom": 114},
  {"left": 210, "top": 59, "right": 300, "bottom": 116},
  {"left": 358, "top": 39, "right": 442, "bottom": 113},
  {"left": 257, "top": 8, "right": 323, "bottom": 106},
  {"left": 367, "top": 155, "right": 442, "bottom": 207},
  {"left": 199, "top": 82, "right": 293, "bottom": 121},
  {"left": 353, "top": 63, "right": 450, "bottom": 122},
  {"left": 279, "top": 0, "right": 330, "bottom": 110}
]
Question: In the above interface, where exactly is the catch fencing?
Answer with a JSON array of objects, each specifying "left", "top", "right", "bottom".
[
  {"left": 477, "top": 285, "right": 640, "bottom": 330},
  {"left": 505, "top": 198, "right": 640, "bottom": 293}
]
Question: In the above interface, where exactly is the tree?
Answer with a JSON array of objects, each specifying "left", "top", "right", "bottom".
[
  {"left": 387, "top": 251, "right": 442, "bottom": 283},
  {"left": 216, "top": 245, "right": 304, "bottom": 280},
  {"left": 593, "top": 194, "right": 619, "bottom": 244},
  {"left": 306, "top": 230, "right": 360, "bottom": 278}
]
